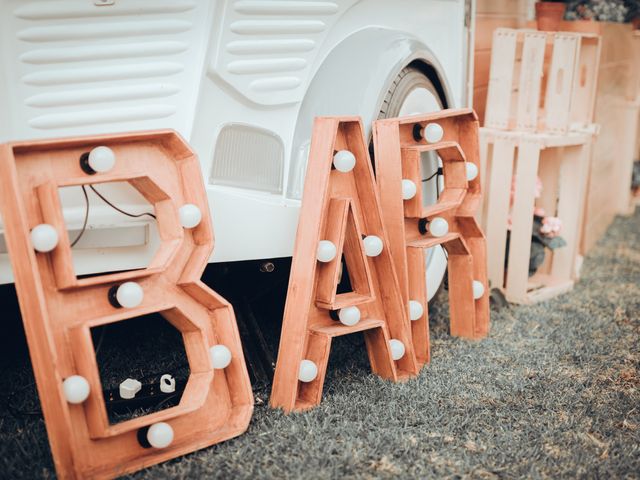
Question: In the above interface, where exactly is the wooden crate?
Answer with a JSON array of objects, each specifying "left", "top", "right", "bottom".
[
  {"left": 0, "top": 131, "right": 253, "bottom": 479},
  {"left": 526, "top": 21, "right": 636, "bottom": 251},
  {"left": 613, "top": 30, "right": 640, "bottom": 215},
  {"left": 480, "top": 128, "right": 592, "bottom": 304},
  {"left": 270, "top": 117, "right": 419, "bottom": 413},
  {"left": 485, "top": 28, "right": 601, "bottom": 135},
  {"left": 373, "top": 109, "right": 490, "bottom": 366}
]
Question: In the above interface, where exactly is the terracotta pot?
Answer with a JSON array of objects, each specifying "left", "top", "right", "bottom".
[{"left": 535, "top": 2, "right": 566, "bottom": 32}]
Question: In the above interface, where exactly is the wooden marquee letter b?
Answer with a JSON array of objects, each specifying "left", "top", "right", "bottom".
[{"left": 0, "top": 131, "right": 253, "bottom": 479}]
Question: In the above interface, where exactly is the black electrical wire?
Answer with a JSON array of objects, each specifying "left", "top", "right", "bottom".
[
  {"left": 88, "top": 185, "right": 156, "bottom": 220},
  {"left": 69, "top": 184, "right": 156, "bottom": 248},
  {"left": 70, "top": 185, "right": 89, "bottom": 248},
  {"left": 422, "top": 170, "right": 439, "bottom": 183}
]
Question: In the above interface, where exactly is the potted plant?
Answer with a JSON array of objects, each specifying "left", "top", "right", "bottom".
[
  {"left": 536, "top": 0, "right": 568, "bottom": 30},
  {"left": 564, "top": 0, "right": 639, "bottom": 23}
]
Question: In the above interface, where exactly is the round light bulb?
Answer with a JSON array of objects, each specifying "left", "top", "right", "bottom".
[
  {"left": 209, "top": 344, "right": 232, "bottom": 369},
  {"left": 401, "top": 179, "right": 417, "bottom": 200},
  {"left": 338, "top": 306, "right": 361, "bottom": 326},
  {"left": 115, "top": 282, "right": 143, "bottom": 308},
  {"left": 298, "top": 359, "right": 318, "bottom": 383},
  {"left": 147, "top": 422, "right": 174, "bottom": 449},
  {"left": 62, "top": 375, "right": 90, "bottom": 404},
  {"left": 472, "top": 280, "right": 485, "bottom": 300},
  {"left": 363, "top": 235, "right": 383, "bottom": 257},
  {"left": 333, "top": 150, "right": 356, "bottom": 172},
  {"left": 30, "top": 224, "right": 59, "bottom": 252},
  {"left": 179, "top": 204, "right": 202, "bottom": 229},
  {"left": 466, "top": 162, "right": 479, "bottom": 181},
  {"left": 409, "top": 300, "right": 424, "bottom": 321},
  {"left": 423, "top": 123, "right": 444, "bottom": 143},
  {"left": 316, "top": 240, "right": 337, "bottom": 263},
  {"left": 428, "top": 217, "right": 449, "bottom": 238},
  {"left": 88, "top": 146, "right": 116, "bottom": 173},
  {"left": 389, "top": 339, "right": 405, "bottom": 361}
]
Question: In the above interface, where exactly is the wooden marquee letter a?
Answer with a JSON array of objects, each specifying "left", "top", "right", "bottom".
[{"left": 270, "top": 117, "right": 419, "bottom": 413}]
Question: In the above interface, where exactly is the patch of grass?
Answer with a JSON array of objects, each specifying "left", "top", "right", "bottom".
[{"left": 0, "top": 209, "right": 638, "bottom": 479}]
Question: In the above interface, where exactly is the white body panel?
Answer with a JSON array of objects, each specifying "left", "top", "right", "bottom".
[{"left": 0, "top": 0, "right": 471, "bottom": 283}]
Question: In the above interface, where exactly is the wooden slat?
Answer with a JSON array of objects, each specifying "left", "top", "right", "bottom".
[
  {"left": 516, "top": 32, "right": 546, "bottom": 131},
  {"left": 483, "top": 136, "right": 515, "bottom": 289},
  {"left": 544, "top": 34, "right": 579, "bottom": 133},
  {"left": 505, "top": 140, "right": 541, "bottom": 303},
  {"left": 551, "top": 144, "right": 589, "bottom": 279},
  {"left": 485, "top": 29, "right": 519, "bottom": 129}
]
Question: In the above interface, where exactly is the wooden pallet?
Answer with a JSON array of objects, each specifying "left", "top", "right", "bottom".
[
  {"left": 374, "top": 109, "right": 490, "bottom": 364},
  {"left": 270, "top": 117, "right": 419, "bottom": 413},
  {"left": 479, "top": 128, "right": 592, "bottom": 304},
  {"left": 485, "top": 28, "right": 600, "bottom": 135},
  {"left": 0, "top": 131, "right": 253, "bottom": 479},
  {"left": 613, "top": 30, "right": 640, "bottom": 216}
]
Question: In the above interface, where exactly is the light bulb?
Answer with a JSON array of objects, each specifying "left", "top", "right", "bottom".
[
  {"left": 401, "top": 179, "right": 417, "bottom": 200},
  {"left": 472, "top": 280, "right": 485, "bottom": 300},
  {"left": 389, "top": 339, "right": 405, "bottom": 361},
  {"left": 409, "top": 300, "right": 424, "bottom": 321},
  {"left": 423, "top": 123, "right": 444, "bottom": 143},
  {"left": 466, "top": 162, "right": 478, "bottom": 181},
  {"left": 209, "top": 344, "right": 232, "bottom": 369},
  {"left": 333, "top": 150, "right": 356, "bottom": 172},
  {"left": 30, "top": 224, "right": 59, "bottom": 252},
  {"left": 363, "top": 235, "right": 383, "bottom": 257},
  {"left": 115, "top": 282, "right": 143, "bottom": 308},
  {"left": 428, "top": 217, "right": 449, "bottom": 237},
  {"left": 88, "top": 146, "right": 116, "bottom": 173},
  {"left": 179, "top": 204, "right": 202, "bottom": 229},
  {"left": 62, "top": 375, "right": 90, "bottom": 404},
  {"left": 147, "top": 422, "right": 174, "bottom": 449},
  {"left": 298, "top": 359, "right": 318, "bottom": 383},
  {"left": 338, "top": 306, "right": 361, "bottom": 326},
  {"left": 316, "top": 240, "right": 337, "bottom": 263}
]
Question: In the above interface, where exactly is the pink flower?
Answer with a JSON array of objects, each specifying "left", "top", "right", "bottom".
[{"left": 540, "top": 216, "right": 562, "bottom": 237}]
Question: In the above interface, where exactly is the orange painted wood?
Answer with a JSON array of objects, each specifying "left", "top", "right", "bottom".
[
  {"left": 374, "top": 108, "right": 491, "bottom": 360},
  {"left": 270, "top": 117, "right": 418, "bottom": 413},
  {"left": 0, "top": 130, "right": 253, "bottom": 479}
]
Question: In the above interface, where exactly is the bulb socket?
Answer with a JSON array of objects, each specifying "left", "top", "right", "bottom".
[
  {"left": 137, "top": 426, "right": 152, "bottom": 449},
  {"left": 418, "top": 218, "right": 429, "bottom": 235},
  {"left": 412, "top": 124, "right": 423, "bottom": 142},
  {"left": 79, "top": 152, "right": 97, "bottom": 175},
  {"left": 329, "top": 309, "right": 340, "bottom": 321},
  {"left": 330, "top": 150, "right": 338, "bottom": 170},
  {"left": 108, "top": 285, "right": 122, "bottom": 308}
]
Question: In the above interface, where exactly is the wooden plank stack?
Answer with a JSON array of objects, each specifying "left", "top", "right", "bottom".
[{"left": 480, "top": 28, "right": 601, "bottom": 304}]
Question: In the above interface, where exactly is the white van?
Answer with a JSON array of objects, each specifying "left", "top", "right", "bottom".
[{"left": 0, "top": 0, "right": 474, "bottom": 303}]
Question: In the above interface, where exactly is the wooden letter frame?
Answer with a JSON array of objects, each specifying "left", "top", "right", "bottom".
[
  {"left": 270, "top": 117, "right": 419, "bottom": 413},
  {"left": 374, "top": 109, "right": 490, "bottom": 365},
  {"left": 0, "top": 131, "right": 253, "bottom": 479}
]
